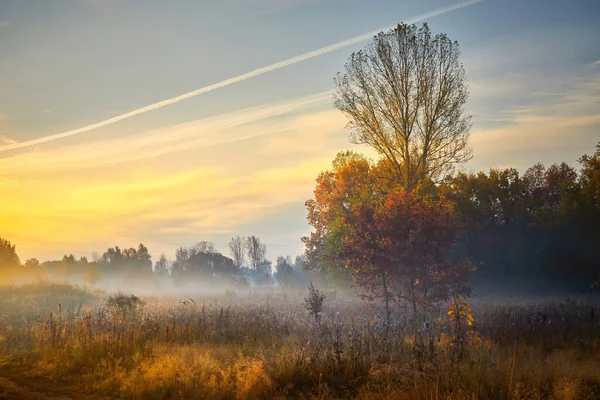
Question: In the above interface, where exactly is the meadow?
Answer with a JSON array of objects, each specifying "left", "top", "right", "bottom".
[{"left": 0, "top": 281, "right": 599, "bottom": 400}]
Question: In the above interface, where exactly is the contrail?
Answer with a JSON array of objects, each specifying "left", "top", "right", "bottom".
[{"left": 0, "top": 0, "right": 481, "bottom": 153}]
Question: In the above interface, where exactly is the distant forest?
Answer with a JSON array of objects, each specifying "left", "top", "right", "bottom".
[{"left": 0, "top": 235, "right": 310, "bottom": 291}]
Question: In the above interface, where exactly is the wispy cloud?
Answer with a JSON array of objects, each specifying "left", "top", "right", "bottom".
[
  {"left": 0, "top": 0, "right": 481, "bottom": 153},
  {"left": 0, "top": 136, "right": 16, "bottom": 146},
  {"left": 470, "top": 70, "right": 600, "bottom": 170},
  {"left": 0, "top": 115, "right": 15, "bottom": 146},
  {"left": 0, "top": 112, "right": 347, "bottom": 258},
  {"left": 0, "top": 90, "right": 333, "bottom": 174}
]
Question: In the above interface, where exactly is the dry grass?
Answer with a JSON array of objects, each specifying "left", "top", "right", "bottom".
[{"left": 0, "top": 281, "right": 599, "bottom": 399}]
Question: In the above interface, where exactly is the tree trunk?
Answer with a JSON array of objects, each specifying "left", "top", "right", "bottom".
[
  {"left": 382, "top": 271, "right": 390, "bottom": 325},
  {"left": 409, "top": 278, "right": 417, "bottom": 315}
]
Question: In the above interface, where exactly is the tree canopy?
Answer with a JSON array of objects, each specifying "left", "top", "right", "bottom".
[
  {"left": 334, "top": 23, "right": 472, "bottom": 192},
  {"left": 0, "top": 237, "right": 21, "bottom": 270}
]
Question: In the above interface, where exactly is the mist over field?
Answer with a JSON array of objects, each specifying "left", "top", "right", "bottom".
[{"left": 1, "top": 0, "right": 600, "bottom": 399}]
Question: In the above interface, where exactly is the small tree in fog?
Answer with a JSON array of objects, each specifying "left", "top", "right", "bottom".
[
  {"left": 252, "top": 259, "right": 273, "bottom": 285},
  {"left": 275, "top": 256, "right": 294, "bottom": 288},
  {"left": 24, "top": 258, "right": 40, "bottom": 269},
  {"left": 106, "top": 293, "right": 145, "bottom": 319},
  {"left": 171, "top": 247, "right": 189, "bottom": 282},
  {"left": 304, "top": 281, "right": 327, "bottom": 323},
  {"left": 154, "top": 253, "right": 170, "bottom": 276},
  {"left": 294, "top": 255, "right": 307, "bottom": 271},
  {"left": 84, "top": 264, "right": 102, "bottom": 286}
]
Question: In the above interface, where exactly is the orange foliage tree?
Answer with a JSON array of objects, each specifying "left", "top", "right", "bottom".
[
  {"left": 341, "top": 190, "right": 472, "bottom": 319},
  {"left": 302, "top": 151, "right": 385, "bottom": 286},
  {"left": 303, "top": 152, "right": 472, "bottom": 318}
]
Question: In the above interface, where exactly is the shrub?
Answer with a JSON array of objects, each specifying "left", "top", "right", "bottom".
[
  {"left": 106, "top": 293, "right": 144, "bottom": 318},
  {"left": 303, "top": 281, "right": 327, "bottom": 323}
]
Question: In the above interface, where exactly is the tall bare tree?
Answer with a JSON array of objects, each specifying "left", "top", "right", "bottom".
[
  {"left": 193, "top": 241, "right": 216, "bottom": 255},
  {"left": 245, "top": 236, "right": 267, "bottom": 270},
  {"left": 229, "top": 236, "right": 245, "bottom": 270},
  {"left": 334, "top": 23, "right": 472, "bottom": 191}
]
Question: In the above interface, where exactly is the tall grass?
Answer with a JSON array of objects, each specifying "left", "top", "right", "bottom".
[{"left": 0, "top": 281, "right": 598, "bottom": 399}]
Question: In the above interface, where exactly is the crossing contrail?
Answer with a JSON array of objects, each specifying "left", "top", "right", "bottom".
[{"left": 0, "top": 0, "right": 481, "bottom": 153}]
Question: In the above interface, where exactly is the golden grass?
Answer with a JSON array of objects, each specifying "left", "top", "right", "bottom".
[{"left": 0, "top": 281, "right": 599, "bottom": 399}]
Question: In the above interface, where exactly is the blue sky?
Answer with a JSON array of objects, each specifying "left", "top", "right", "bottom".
[{"left": 0, "top": 0, "right": 599, "bottom": 262}]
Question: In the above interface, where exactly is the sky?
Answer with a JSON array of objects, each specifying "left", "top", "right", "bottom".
[{"left": 0, "top": 0, "right": 599, "bottom": 263}]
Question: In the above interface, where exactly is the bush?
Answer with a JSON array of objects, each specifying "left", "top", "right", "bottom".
[{"left": 106, "top": 293, "right": 144, "bottom": 318}]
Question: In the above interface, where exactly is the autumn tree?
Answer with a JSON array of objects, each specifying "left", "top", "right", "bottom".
[
  {"left": 578, "top": 142, "right": 600, "bottom": 213},
  {"left": 341, "top": 190, "right": 471, "bottom": 318},
  {"left": 303, "top": 151, "right": 383, "bottom": 287},
  {"left": 334, "top": 23, "right": 472, "bottom": 191}
]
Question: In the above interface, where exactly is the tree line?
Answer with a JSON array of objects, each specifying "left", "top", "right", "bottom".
[
  {"left": 303, "top": 144, "right": 600, "bottom": 297},
  {"left": 0, "top": 235, "right": 309, "bottom": 290}
]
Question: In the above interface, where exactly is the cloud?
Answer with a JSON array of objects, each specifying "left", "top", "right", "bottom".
[
  {"left": 469, "top": 70, "right": 600, "bottom": 171},
  {"left": 0, "top": 152, "right": 338, "bottom": 259},
  {"left": 0, "top": 90, "right": 353, "bottom": 259},
  {"left": 0, "top": 21, "right": 10, "bottom": 30},
  {"left": 0, "top": 136, "right": 16, "bottom": 146},
  {"left": 0, "top": 0, "right": 481, "bottom": 153},
  {"left": 0, "top": 90, "right": 333, "bottom": 174}
]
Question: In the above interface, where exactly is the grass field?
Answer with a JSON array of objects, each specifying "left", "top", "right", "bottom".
[{"left": 0, "top": 281, "right": 599, "bottom": 399}]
